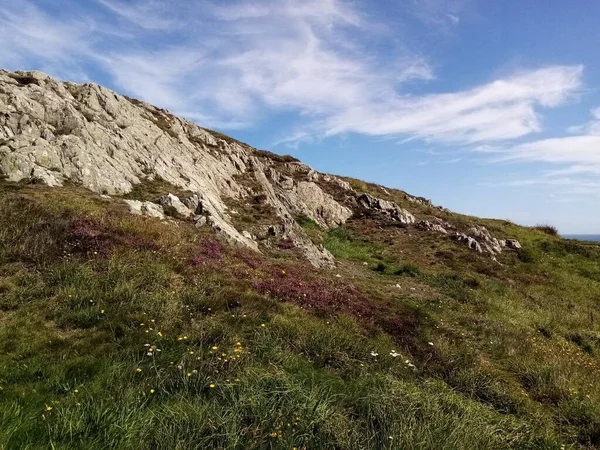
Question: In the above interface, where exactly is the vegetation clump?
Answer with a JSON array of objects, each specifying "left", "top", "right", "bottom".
[{"left": 534, "top": 224, "right": 559, "bottom": 236}]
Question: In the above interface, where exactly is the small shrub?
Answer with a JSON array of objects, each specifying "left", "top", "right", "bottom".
[
  {"left": 253, "top": 149, "right": 300, "bottom": 163},
  {"left": 296, "top": 215, "right": 319, "bottom": 229},
  {"left": 373, "top": 262, "right": 387, "bottom": 273},
  {"left": 533, "top": 224, "right": 559, "bottom": 236},
  {"left": 394, "top": 263, "right": 421, "bottom": 277},
  {"left": 517, "top": 247, "right": 536, "bottom": 263}
]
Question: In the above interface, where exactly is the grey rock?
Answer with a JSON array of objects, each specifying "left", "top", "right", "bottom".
[
  {"left": 194, "top": 216, "right": 207, "bottom": 227},
  {"left": 405, "top": 194, "right": 433, "bottom": 207},
  {"left": 124, "top": 199, "right": 165, "bottom": 220},
  {"left": 357, "top": 193, "right": 415, "bottom": 225},
  {"left": 160, "top": 193, "right": 193, "bottom": 217},
  {"left": 124, "top": 199, "right": 143, "bottom": 215},
  {"left": 453, "top": 233, "right": 483, "bottom": 253},
  {"left": 0, "top": 69, "right": 357, "bottom": 267},
  {"left": 143, "top": 202, "right": 166, "bottom": 219},
  {"left": 183, "top": 193, "right": 203, "bottom": 214},
  {"left": 417, "top": 220, "right": 447, "bottom": 234},
  {"left": 466, "top": 225, "right": 502, "bottom": 255},
  {"left": 505, "top": 239, "right": 522, "bottom": 250}
]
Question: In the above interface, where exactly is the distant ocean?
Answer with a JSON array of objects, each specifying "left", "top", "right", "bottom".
[{"left": 562, "top": 234, "right": 600, "bottom": 242}]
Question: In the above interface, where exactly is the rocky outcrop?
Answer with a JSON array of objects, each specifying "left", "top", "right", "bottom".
[
  {"left": 467, "top": 225, "right": 503, "bottom": 255},
  {"left": 160, "top": 193, "right": 193, "bottom": 217},
  {"left": 0, "top": 69, "right": 358, "bottom": 267},
  {"left": 505, "top": 239, "right": 522, "bottom": 250},
  {"left": 453, "top": 233, "right": 483, "bottom": 253},
  {"left": 405, "top": 194, "right": 433, "bottom": 208},
  {"left": 417, "top": 220, "right": 448, "bottom": 234},
  {"left": 450, "top": 224, "right": 521, "bottom": 256},
  {"left": 0, "top": 69, "right": 523, "bottom": 265},
  {"left": 124, "top": 200, "right": 165, "bottom": 220},
  {"left": 356, "top": 193, "right": 415, "bottom": 225}
]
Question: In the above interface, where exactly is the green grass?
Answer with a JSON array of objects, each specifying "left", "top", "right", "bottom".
[
  {"left": 1, "top": 181, "right": 600, "bottom": 449},
  {"left": 324, "top": 227, "right": 381, "bottom": 262}
]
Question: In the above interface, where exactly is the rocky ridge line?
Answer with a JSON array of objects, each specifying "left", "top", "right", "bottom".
[{"left": 0, "top": 70, "right": 519, "bottom": 266}]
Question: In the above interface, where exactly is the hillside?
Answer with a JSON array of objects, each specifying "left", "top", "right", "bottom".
[{"left": 1, "top": 70, "right": 600, "bottom": 449}]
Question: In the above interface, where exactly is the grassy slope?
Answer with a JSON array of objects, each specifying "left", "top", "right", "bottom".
[{"left": 1, "top": 180, "right": 600, "bottom": 449}]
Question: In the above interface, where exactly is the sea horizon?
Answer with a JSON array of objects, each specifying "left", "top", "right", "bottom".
[{"left": 562, "top": 234, "right": 600, "bottom": 242}]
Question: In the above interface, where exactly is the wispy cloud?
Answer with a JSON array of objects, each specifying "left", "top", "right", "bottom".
[
  {"left": 567, "top": 107, "right": 600, "bottom": 135},
  {"left": 0, "top": 1, "right": 93, "bottom": 78},
  {"left": 0, "top": 0, "right": 586, "bottom": 150},
  {"left": 407, "top": 0, "right": 470, "bottom": 27},
  {"left": 479, "top": 108, "right": 600, "bottom": 197}
]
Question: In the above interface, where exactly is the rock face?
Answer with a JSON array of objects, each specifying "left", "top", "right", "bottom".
[
  {"left": 0, "top": 69, "right": 523, "bottom": 264},
  {"left": 0, "top": 70, "right": 360, "bottom": 266}
]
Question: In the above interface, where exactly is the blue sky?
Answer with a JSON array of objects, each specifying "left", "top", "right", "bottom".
[{"left": 1, "top": 0, "right": 599, "bottom": 233}]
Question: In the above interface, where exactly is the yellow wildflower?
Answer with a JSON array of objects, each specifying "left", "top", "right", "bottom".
[
  {"left": 209, "top": 384, "right": 215, "bottom": 388},
  {"left": 44, "top": 404, "right": 53, "bottom": 411},
  {"left": 211, "top": 346, "right": 218, "bottom": 350},
  {"left": 150, "top": 389, "right": 155, "bottom": 394},
  {"left": 136, "top": 368, "right": 142, "bottom": 373}
]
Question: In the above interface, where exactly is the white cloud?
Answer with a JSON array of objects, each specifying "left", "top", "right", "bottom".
[
  {"left": 96, "top": 0, "right": 177, "bottom": 30},
  {"left": 480, "top": 108, "right": 600, "bottom": 198},
  {"left": 567, "top": 107, "right": 600, "bottom": 135},
  {"left": 407, "top": 0, "right": 470, "bottom": 27},
  {"left": 323, "top": 65, "right": 582, "bottom": 143},
  {"left": 0, "top": 0, "right": 585, "bottom": 148},
  {"left": 498, "top": 109, "right": 600, "bottom": 168},
  {"left": 0, "top": 1, "right": 92, "bottom": 78}
]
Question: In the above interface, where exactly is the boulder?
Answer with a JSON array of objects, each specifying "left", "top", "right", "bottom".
[
  {"left": 417, "top": 220, "right": 447, "bottom": 234},
  {"left": 505, "top": 239, "right": 522, "bottom": 250},
  {"left": 124, "top": 199, "right": 165, "bottom": 220},
  {"left": 453, "top": 233, "right": 483, "bottom": 253},
  {"left": 357, "top": 193, "right": 415, "bottom": 225},
  {"left": 143, "top": 202, "right": 166, "bottom": 219},
  {"left": 183, "top": 193, "right": 203, "bottom": 215},
  {"left": 160, "top": 193, "right": 193, "bottom": 217}
]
